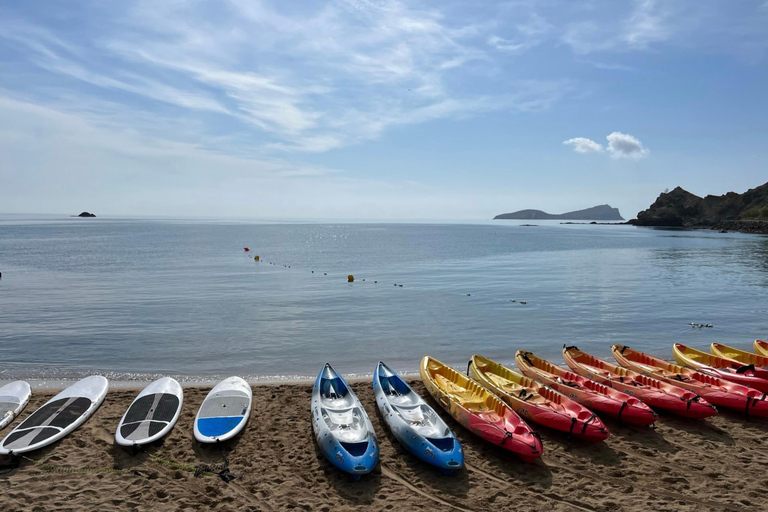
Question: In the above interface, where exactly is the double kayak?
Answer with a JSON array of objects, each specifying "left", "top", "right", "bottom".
[
  {"left": 673, "top": 343, "right": 768, "bottom": 392},
  {"left": 468, "top": 354, "right": 610, "bottom": 441},
  {"left": 373, "top": 362, "right": 463, "bottom": 473},
  {"left": 562, "top": 346, "right": 717, "bottom": 419},
  {"left": 515, "top": 350, "right": 658, "bottom": 426},
  {"left": 420, "top": 356, "right": 542, "bottom": 463},
  {"left": 612, "top": 345, "right": 768, "bottom": 417},
  {"left": 711, "top": 343, "right": 768, "bottom": 368},
  {"left": 311, "top": 364, "right": 379, "bottom": 479}
]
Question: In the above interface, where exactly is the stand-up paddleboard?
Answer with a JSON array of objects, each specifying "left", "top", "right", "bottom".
[
  {"left": 115, "top": 377, "right": 183, "bottom": 447},
  {"left": 194, "top": 377, "right": 252, "bottom": 443},
  {"left": 0, "top": 381, "right": 32, "bottom": 431},
  {"left": 0, "top": 376, "right": 108, "bottom": 455}
]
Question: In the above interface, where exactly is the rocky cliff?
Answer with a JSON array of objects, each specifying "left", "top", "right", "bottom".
[{"left": 629, "top": 182, "right": 768, "bottom": 233}]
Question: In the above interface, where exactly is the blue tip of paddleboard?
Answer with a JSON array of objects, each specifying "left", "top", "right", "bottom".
[{"left": 197, "top": 417, "right": 242, "bottom": 437}]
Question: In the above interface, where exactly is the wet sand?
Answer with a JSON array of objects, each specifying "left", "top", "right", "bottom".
[{"left": 1, "top": 380, "right": 767, "bottom": 511}]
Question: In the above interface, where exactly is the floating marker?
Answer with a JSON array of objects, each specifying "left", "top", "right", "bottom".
[
  {"left": 254, "top": 255, "right": 260, "bottom": 261},
  {"left": 374, "top": 281, "right": 377, "bottom": 284},
  {"left": 312, "top": 271, "right": 314, "bottom": 273},
  {"left": 348, "top": 275, "right": 354, "bottom": 282},
  {"left": 324, "top": 273, "right": 327, "bottom": 275},
  {"left": 520, "top": 301, "right": 527, "bottom": 305},
  {"left": 244, "top": 247, "right": 249, "bottom": 252},
  {"left": 467, "top": 294, "right": 471, "bottom": 296},
  {"left": 399, "top": 285, "right": 403, "bottom": 288}
]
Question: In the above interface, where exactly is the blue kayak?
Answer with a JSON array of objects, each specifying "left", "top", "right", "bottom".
[
  {"left": 373, "top": 361, "right": 463, "bottom": 473},
  {"left": 311, "top": 364, "right": 379, "bottom": 479}
]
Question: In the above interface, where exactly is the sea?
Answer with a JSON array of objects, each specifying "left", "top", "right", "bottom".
[{"left": 1, "top": 215, "right": 767, "bottom": 385}]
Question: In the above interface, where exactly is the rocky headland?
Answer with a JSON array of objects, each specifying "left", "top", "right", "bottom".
[{"left": 629, "top": 182, "right": 768, "bottom": 234}]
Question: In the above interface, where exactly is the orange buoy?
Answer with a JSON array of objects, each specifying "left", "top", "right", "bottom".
[
  {"left": 254, "top": 255, "right": 260, "bottom": 261},
  {"left": 348, "top": 275, "right": 354, "bottom": 282},
  {"left": 244, "top": 247, "right": 249, "bottom": 252}
]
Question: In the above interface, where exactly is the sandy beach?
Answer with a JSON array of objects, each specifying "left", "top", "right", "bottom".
[{"left": 2, "top": 379, "right": 767, "bottom": 512}]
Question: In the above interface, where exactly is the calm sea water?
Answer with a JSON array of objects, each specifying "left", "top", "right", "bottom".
[{"left": 1, "top": 216, "right": 767, "bottom": 383}]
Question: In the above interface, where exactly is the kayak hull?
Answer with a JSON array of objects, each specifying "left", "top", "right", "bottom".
[
  {"left": 673, "top": 343, "right": 768, "bottom": 393},
  {"left": 612, "top": 345, "right": 768, "bottom": 417},
  {"left": 420, "top": 357, "right": 542, "bottom": 463},
  {"left": 373, "top": 362, "right": 463, "bottom": 472},
  {"left": 711, "top": 343, "right": 768, "bottom": 369},
  {"left": 468, "top": 354, "right": 609, "bottom": 442},
  {"left": 516, "top": 351, "right": 658, "bottom": 426}
]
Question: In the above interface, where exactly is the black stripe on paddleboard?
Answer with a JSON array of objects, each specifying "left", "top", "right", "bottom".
[
  {"left": 2, "top": 427, "right": 59, "bottom": 449},
  {"left": 48, "top": 398, "right": 92, "bottom": 429},
  {"left": 15, "top": 398, "right": 70, "bottom": 429},
  {"left": 120, "top": 420, "right": 168, "bottom": 441},
  {"left": 124, "top": 394, "right": 180, "bottom": 424}
]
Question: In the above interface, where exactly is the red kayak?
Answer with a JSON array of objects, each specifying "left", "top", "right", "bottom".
[
  {"left": 612, "top": 345, "right": 768, "bottom": 417},
  {"left": 673, "top": 343, "right": 768, "bottom": 393},
  {"left": 563, "top": 345, "right": 717, "bottom": 419},
  {"left": 516, "top": 350, "right": 658, "bottom": 426},
  {"left": 421, "top": 356, "right": 543, "bottom": 462},
  {"left": 469, "top": 354, "right": 610, "bottom": 442}
]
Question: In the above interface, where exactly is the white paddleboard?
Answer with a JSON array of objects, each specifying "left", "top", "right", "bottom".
[
  {"left": 0, "top": 375, "right": 108, "bottom": 455},
  {"left": 194, "top": 377, "right": 252, "bottom": 443},
  {"left": 115, "top": 377, "right": 183, "bottom": 447},
  {"left": 0, "top": 381, "right": 32, "bottom": 431}
]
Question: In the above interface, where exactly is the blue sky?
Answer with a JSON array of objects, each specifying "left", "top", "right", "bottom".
[{"left": 1, "top": 0, "right": 767, "bottom": 219}]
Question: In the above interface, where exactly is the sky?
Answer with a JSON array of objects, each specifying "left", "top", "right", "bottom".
[{"left": 1, "top": 0, "right": 767, "bottom": 220}]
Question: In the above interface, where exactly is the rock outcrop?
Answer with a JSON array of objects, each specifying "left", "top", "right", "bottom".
[
  {"left": 77, "top": 212, "right": 97, "bottom": 218},
  {"left": 629, "top": 182, "right": 768, "bottom": 233}
]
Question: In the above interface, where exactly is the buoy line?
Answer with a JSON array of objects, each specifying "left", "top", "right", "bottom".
[{"left": 242, "top": 250, "right": 530, "bottom": 306}]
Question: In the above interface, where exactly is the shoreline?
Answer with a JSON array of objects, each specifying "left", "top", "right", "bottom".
[{"left": 2, "top": 380, "right": 767, "bottom": 511}]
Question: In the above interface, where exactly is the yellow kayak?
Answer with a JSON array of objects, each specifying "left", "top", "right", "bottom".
[
  {"left": 673, "top": 343, "right": 768, "bottom": 392},
  {"left": 755, "top": 340, "right": 768, "bottom": 357},
  {"left": 711, "top": 343, "right": 768, "bottom": 368},
  {"left": 420, "top": 356, "right": 542, "bottom": 462}
]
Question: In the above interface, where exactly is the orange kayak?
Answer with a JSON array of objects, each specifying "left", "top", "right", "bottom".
[
  {"left": 468, "top": 354, "right": 610, "bottom": 442},
  {"left": 612, "top": 345, "right": 768, "bottom": 417},
  {"left": 562, "top": 345, "right": 717, "bottom": 419},
  {"left": 420, "top": 356, "right": 542, "bottom": 463},
  {"left": 516, "top": 350, "right": 657, "bottom": 426}
]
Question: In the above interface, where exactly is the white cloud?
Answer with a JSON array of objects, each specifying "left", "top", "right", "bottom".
[
  {"left": 564, "top": 132, "right": 649, "bottom": 159},
  {"left": 606, "top": 131, "right": 649, "bottom": 159},
  {"left": 563, "top": 137, "right": 604, "bottom": 153}
]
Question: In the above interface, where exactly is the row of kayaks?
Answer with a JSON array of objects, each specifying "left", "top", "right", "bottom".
[
  {"left": 3, "top": 341, "right": 766, "bottom": 473},
  {"left": 0, "top": 376, "right": 252, "bottom": 455},
  {"left": 313, "top": 340, "right": 768, "bottom": 479}
]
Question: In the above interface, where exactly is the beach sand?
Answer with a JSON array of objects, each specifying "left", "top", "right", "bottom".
[{"left": 1, "top": 380, "right": 767, "bottom": 511}]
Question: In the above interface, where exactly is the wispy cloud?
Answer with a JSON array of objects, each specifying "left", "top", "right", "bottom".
[
  {"left": 563, "top": 137, "right": 603, "bottom": 153},
  {"left": 562, "top": 0, "right": 672, "bottom": 55},
  {"left": 487, "top": 13, "right": 552, "bottom": 53}
]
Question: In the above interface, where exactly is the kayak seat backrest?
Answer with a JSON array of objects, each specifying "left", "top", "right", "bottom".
[
  {"left": 321, "top": 377, "right": 348, "bottom": 399},
  {"left": 436, "top": 375, "right": 483, "bottom": 404},
  {"left": 486, "top": 372, "right": 523, "bottom": 393},
  {"left": 380, "top": 375, "right": 411, "bottom": 397}
]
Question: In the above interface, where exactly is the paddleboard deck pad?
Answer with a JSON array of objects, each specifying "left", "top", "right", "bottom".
[
  {"left": 116, "top": 377, "right": 183, "bottom": 446},
  {"left": 194, "top": 377, "right": 252, "bottom": 443},
  {"left": 0, "top": 376, "right": 108, "bottom": 455},
  {"left": 0, "top": 381, "right": 32, "bottom": 431}
]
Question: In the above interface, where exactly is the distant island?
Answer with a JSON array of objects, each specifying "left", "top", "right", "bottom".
[
  {"left": 494, "top": 204, "right": 624, "bottom": 221},
  {"left": 629, "top": 181, "right": 768, "bottom": 234},
  {"left": 77, "top": 212, "right": 96, "bottom": 218}
]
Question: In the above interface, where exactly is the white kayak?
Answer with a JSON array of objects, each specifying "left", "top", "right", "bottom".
[
  {"left": 115, "top": 377, "right": 183, "bottom": 447},
  {"left": 373, "top": 362, "right": 463, "bottom": 473},
  {"left": 0, "top": 376, "right": 108, "bottom": 455},
  {"left": 0, "top": 381, "right": 32, "bottom": 431},
  {"left": 311, "top": 363, "right": 379, "bottom": 479},
  {"left": 194, "top": 377, "right": 252, "bottom": 443}
]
